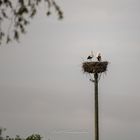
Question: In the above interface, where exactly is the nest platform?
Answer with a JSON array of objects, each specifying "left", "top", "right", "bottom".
[{"left": 82, "top": 61, "right": 108, "bottom": 74}]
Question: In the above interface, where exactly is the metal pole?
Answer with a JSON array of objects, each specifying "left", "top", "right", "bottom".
[{"left": 94, "top": 73, "right": 99, "bottom": 140}]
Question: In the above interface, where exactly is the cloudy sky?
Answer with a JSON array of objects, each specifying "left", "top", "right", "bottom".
[{"left": 0, "top": 0, "right": 140, "bottom": 140}]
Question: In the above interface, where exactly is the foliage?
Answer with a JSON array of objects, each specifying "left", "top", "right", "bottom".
[
  {"left": 5, "top": 134, "right": 42, "bottom": 140},
  {"left": 5, "top": 135, "right": 25, "bottom": 140},
  {"left": 0, "top": 127, "right": 42, "bottom": 140},
  {"left": 26, "top": 134, "right": 42, "bottom": 140},
  {"left": 0, "top": 0, "right": 63, "bottom": 45}
]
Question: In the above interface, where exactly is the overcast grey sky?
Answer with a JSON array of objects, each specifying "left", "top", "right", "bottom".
[{"left": 0, "top": 0, "right": 140, "bottom": 140}]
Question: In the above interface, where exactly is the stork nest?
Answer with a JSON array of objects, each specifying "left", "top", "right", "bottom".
[{"left": 82, "top": 61, "right": 108, "bottom": 74}]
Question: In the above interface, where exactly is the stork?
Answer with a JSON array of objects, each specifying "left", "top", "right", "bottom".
[
  {"left": 96, "top": 52, "right": 101, "bottom": 62},
  {"left": 87, "top": 51, "right": 94, "bottom": 60}
]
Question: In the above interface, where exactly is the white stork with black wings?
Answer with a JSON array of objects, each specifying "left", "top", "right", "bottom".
[
  {"left": 96, "top": 52, "right": 102, "bottom": 62},
  {"left": 87, "top": 51, "right": 94, "bottom": 60}
]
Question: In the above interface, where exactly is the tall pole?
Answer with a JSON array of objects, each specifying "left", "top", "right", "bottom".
[
  {"left": 94, "top": 73, "right": 99, "bottom": 140},
  {"left": 82, "top": 60, "right": 108, "bottom": 140}
]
